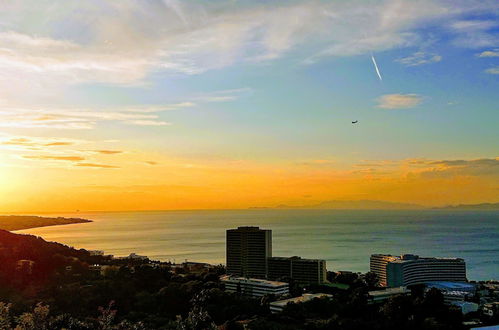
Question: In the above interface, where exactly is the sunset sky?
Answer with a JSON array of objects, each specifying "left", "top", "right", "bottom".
[{"left": 0, "top": 0, "right": 498, "bottom": 212}]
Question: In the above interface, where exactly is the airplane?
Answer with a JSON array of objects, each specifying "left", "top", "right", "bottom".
[{"left": 352, "top": 120, "right": 358, "bottom": 124}]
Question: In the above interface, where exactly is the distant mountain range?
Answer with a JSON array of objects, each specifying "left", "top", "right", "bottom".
[
  {"left": 435, "top": 203, "right": 499, "bottom": 210},
  {"left": 250, "top": 200, "right": 423, "bottom": 210},
  {"left": 250, "top": 200, "right": 499, "bottom": 210}
]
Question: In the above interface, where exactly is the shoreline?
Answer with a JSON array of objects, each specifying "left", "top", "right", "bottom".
[{"left": 0, "top": 215, "right": 92, "bottom": 231}]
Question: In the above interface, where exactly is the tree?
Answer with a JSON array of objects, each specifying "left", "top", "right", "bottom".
[
  {"left": 15, "top": 303, "right": 51, "bottom": 330},
  {"left": 364, "top": 272, "right": 379, "bottom": 290},
  {"left": 0, "top": 302, "right": 12, "bottom": 329}
]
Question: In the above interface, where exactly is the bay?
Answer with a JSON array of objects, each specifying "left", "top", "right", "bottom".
[{"left": 16, "top": 209, "right": 499, "bottom": 280}]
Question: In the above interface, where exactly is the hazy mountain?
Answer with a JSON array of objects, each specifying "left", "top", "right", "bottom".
[
  {"left": 436, "top": 203, "right": 499, "bottom": 210},
  {"left": 251, "top": 200, "right": 424, "bottom": 210}
]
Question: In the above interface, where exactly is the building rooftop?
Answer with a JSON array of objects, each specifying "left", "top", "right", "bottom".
[
  {"left": 270, "top": 293, "right": 332, "bottom": 308},
  {"left": 220, "top": 275, "right": 288, "bottom": 287},
  {"left": 368, "top": 286, "right": 410, "bottom": 297},
  {"left": 373, "top": 254, "right": 464, "bottom": 263},
  {"left": 228, "top": 226, "right": 269, "bottom": 231},
  {"left": 425, "top": 281, "right": 476, "bottom": 291},
  {"left": 270, "top": 256, "right": 325, "bottom": 262}
]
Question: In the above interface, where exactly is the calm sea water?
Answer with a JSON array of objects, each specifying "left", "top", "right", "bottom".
[{"left": 16, "top": 209, "right": 499, "bottom": 280}]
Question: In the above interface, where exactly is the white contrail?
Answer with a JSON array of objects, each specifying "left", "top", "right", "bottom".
[{"left": 371, "top": 54, "right": 382, "bottom": 81}]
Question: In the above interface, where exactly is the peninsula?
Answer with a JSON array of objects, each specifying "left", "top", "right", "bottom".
[{"left": 0, "top": 215, "right": 92, "bottom": 231}]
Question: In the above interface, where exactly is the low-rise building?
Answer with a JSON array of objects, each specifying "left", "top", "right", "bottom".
[
  {"left": 370, "top": 254, "right": 467, "bottom": 287},
  {"left": 171, "top": 261, "right": 213, "bottom": 274},
  {"left": 425, "top": 281, "right": 476, "bottom": 303},
  {"left": 368, "top": 286, "right": 410, "bottom": 304},
  {"left": 267, "top": 256, "right": 327, "bottom": 284},
  {"left": 88, "top": 250, "right": 105, "bottom": 256},
  {"left": 116, "top": 253, "right": 148, "bottom": 261},
  {"left": 451, "top": 301, "right": 479, "bottom": 315},
  {"left": 482, "top": 302, "right": 499, "bottom": 318},
  {"left": 270, "top": 293, "right": 333, "bottom": 313},
  {"left": 221, "top": 275, "right": 289, "bottom": 297}
]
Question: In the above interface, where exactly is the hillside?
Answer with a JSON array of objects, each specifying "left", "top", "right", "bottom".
[{"left": 0, "top": 215, "right": 92, "bottom": 231}]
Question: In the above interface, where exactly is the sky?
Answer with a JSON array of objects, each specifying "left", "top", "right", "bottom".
[{"left": 0, "top": 0, "right": 498, "bottom": 212}]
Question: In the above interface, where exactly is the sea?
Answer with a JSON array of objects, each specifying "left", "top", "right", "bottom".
[{"left": 16, "top": 209, "right": 499, "bottom": 281}]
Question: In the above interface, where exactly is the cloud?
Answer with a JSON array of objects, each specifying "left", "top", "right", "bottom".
[
  {"left": 377, "top": 94, "right": 423, "bottom": 109},
  {"left": 477, "top": 49, "right": 499, "bottom": 57},
  {"left": 75, "top": 163, "right": 120, "bottom": 169},
  {"left": 93, "top": 150, "right": 123, "bottom": 155},
  {"left": 449, "top": 19, "right": 499, "bottom": 48},
  {"left": 44, "top": 142, "right": 73, "bottom": 146},
  {"left": 406, "top": 157, "right": 499, "bottom": 178},
  {"left": 1, "top": 137, "right": 76, "bottom": 148},
  {"left": 396, "top": 51, "right": 442, "bottom": 66},
  {"left": 0, "top": 0, "right": 496, "bottom": 103},
  {"left": 126, "top": 120, "right": 171, "bottom": 126},
  {"left": 0, "top": 105, "right": 175, "bottom": 129},
  {"left": 22, "top": 155, "right": 85, "bottom": 162},
  {"left": 196, "top": 87, "right": 253, "bottom": 103},
  {"left": 122, "top": 102, "right": 196, "bottom": 113},
  {"left": 145, "top": 161, "right": 159, "bottom": 165},
  {"left": 485, "top": 67, "right": 499, "bottom": 74},
  {"left": 429, "top": 158, "right": 499, "bottom": 167}
]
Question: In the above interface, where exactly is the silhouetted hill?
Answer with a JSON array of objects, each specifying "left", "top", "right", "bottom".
[
  {"left": 0, "top": 229, "right": 99, "bottom": 287},
  {"left": 436, "top": 202, "right": 499, "bottom": 210},
  {"left": 0, "top": 215, "right": 92, "bottom": 231}
]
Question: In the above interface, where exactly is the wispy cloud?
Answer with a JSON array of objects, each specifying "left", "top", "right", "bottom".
[
  {"left": 75, "top": 163, "right": 120, "bottom": 169},
  {"left": 93, "top": 150, "right": 123, "bottom": 155},
  {"left": 396, "top": 51, "right": 442, "bottom": 66},
  {"left": 414, "top": 157, "right": 499, "bottom": 178},
  {"left": 1, "top": 137, "right": 74, "bottom": 147},
  {"left": 0, "top": 0, "right": 496, "bottom": 103},
  {"left": 0, "top": 106, "right": 175, "bottom": 129},
  {"left": 485, "top": 67, "right": 499, "bottom": 74},
  {"left": 477, "top": 49, "right": 499, "bottom": 57},
  {"left": 126, "top": 120, "right": 171, "bottom": 126},
  {"left": 196, "top": 87, "right": 253, "bottom": 103},
  {"left": 122, "top": 102, "right": 196, "bottom": 113},
  {"left": 0, "top": 136, "right": 83, "bottom": 151},
  {"left": 449, "top": 19, "right": 499, "bottom": 48},
  {"left": 377, "top": 94, "right": 423, "bottom": 109},
  {"left": 22, "top": 155, "right": 85, "bottom": 162}
]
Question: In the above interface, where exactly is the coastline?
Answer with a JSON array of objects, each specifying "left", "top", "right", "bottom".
[{"left": 0, "top": 215, "right": 92, "bottom": 231}]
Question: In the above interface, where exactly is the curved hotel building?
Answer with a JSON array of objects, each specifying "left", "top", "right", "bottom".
[{"left": 370, "top": 254, "right": 467, "bottom": 287}]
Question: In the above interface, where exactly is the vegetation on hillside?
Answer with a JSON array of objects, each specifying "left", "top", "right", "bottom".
[
  {"left": 0, "top": 215, "right": 92, "bottom": 231},
  {"left": 0, "top": 230, "right": 473, "bottom": 329}
]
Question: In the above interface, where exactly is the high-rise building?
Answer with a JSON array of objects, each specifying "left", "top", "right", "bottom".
[
  {"left": 268, "top": 256, "right": 327, "bottom": 284},
  {"left": 226, "top": 226, "right": 272, "bottom": 278},
  {"left": 370, "top": 254, "right": 467, "bottom": 287}
]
